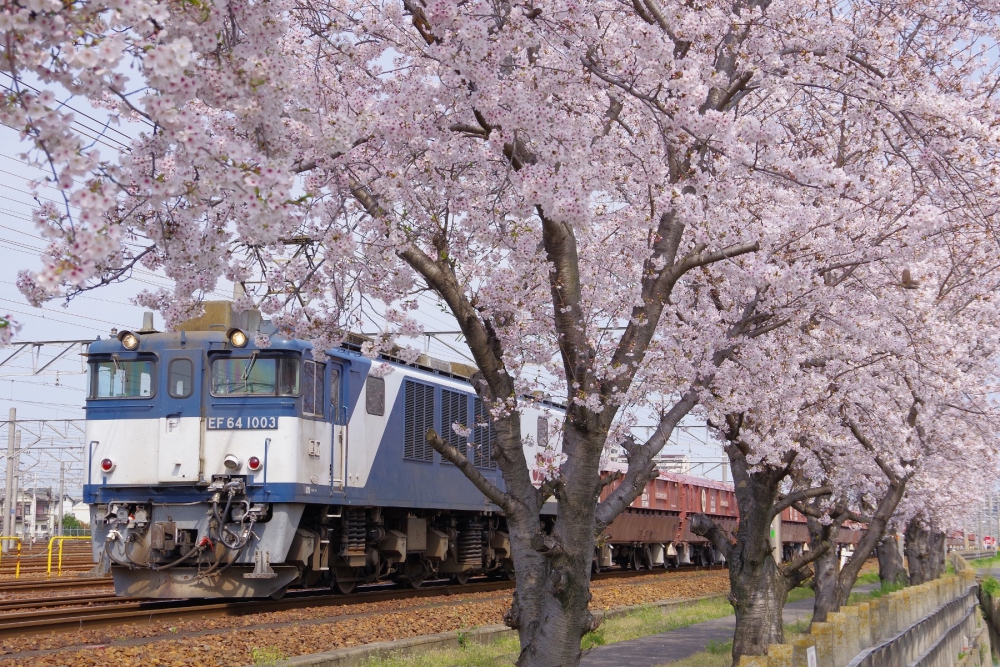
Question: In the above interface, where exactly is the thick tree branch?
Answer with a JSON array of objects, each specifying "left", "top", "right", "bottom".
[
  {"left": 426, "top": 429, "right": 512, "bottom": 511},
  {"left": 689, "top": 513, "right": 733, "bottom": 556},
  {"left": 772, "top": 485, "right": 833, "bottom": 520},
  {"left": 594, "top": 387, "right": 701, "bottom": 527},
  {"left": 781, "top": 540, "right": 830, "bottom": 578}
]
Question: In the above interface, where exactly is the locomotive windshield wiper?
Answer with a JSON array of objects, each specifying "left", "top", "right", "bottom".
[
  {"left": 240, "top": 352, "right": 259, "bottom": 390},
  {"left": 111, "top": 354, "right": 127, "bottom": 384}
]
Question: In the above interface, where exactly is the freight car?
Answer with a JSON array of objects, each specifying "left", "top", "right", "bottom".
[{"left": 598, "top": 471, "right": 864, "bottom": 569}]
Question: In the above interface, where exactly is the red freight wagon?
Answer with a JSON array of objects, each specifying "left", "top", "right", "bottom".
[{"left": 596, "top": 466, "right": 866, "bottom": 570}]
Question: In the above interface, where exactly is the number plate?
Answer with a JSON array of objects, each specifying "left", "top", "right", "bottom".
[{"left": 207, "top": 416, "right": 278, "bottom": 430}]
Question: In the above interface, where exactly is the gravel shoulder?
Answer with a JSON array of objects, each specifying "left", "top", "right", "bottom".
[{"left": 0, "top": 570, "right": 730, "bottom": 666}]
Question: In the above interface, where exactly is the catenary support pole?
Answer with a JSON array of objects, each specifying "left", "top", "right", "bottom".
[
  {"left": 57, "top": 462, "right": 64, "bottom": 537},
  {"left": 2, "top": 409, "right": 13, "bottom": 553}
]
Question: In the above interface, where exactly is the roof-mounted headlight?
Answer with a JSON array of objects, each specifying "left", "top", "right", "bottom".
[
  {"left": 118, "top": 330, "right": 139, "bottom": 350},
  {"left": 227, "top": 328, "right": 248, "bottom": 348}
]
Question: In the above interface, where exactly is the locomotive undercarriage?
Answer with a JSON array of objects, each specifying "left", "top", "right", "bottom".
[{"left": 92, "top": 477, "right": 515, "bottom": 598}]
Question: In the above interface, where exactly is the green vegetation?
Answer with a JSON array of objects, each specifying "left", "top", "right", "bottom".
[
  {"left": 855, "top": 571, "right": 881, "bottom": 585},
  {"left": 980, "top": 575, "right": 1000, "bottom": 599},
  {"left": 61, "top": 515, "right": 86, "bottom": 530},
  {"left": 786, "top": 586, "right": 814, "bottom": 603},
  {"left": 250, "top": 646, "right": 288, "bottom": 666},
  {"left": 970, "top": 553, "right": 1000, "bottom": 569},
  {"left": 846, "top": 581, "right": 906, "bottom": 606},
  {"left": 705, "top": 639, "right": 732, "bottom": 655},
  {"left": 362, "top": 596, "right": 734, "bottom": 667}
]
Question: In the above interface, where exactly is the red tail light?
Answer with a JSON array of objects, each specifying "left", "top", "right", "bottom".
[
  {"left": 100, "top": 458, "right": 115, "bottom": 473},
  {"left": 248, "top": 456, "right": 262, "bottom": 471}
]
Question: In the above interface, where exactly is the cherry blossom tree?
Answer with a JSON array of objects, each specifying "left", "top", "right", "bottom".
[{"left": 6, "top": 0, "right": 1000, "bottom": 664}]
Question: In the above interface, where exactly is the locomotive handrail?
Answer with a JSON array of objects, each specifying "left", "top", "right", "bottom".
[
  {"left": 0, "top": 537, "right": 21, "bottom": 578},
  {"left": 47, "top": 536, "right": 91, "bottom": 577}
]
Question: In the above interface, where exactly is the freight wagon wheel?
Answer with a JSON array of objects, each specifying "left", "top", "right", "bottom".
[
  {"left": 503, "top": 561, "right": 516, "bottom": 581},
  {"left": 631, "top": 549, "right": 645, "bottom": 571},
  {"left": 453, "top": 571, "right": 470, "bottom": 586},
  {"left": 335, "top": 578, "right": 357, "bottom": 595}
]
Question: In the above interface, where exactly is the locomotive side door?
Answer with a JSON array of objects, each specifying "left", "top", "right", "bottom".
[
  {"left": 329, "top": 364, "right": 346, "bottom": 491},
  {"left": 158, "top": 350, "right": 203, "bottom": 482}
]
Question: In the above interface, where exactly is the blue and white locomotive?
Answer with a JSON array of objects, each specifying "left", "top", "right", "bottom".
[{"left": 84, "top": 303, "right": 559, "bottom": 598}]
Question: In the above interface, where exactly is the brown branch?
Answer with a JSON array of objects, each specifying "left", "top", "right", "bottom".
[
  {"left": 772, "top": 485, "right": 833, "bottom": 520},
  {"left": 781, "top": 540, "right": 830, "bottom": 578},
  {"left": 426, "top": 429, "right": 511, "bottom": 511}
]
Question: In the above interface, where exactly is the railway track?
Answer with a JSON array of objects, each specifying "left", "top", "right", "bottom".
[{"left": 0, "top": 564, "right": 726, "bottom": 638}]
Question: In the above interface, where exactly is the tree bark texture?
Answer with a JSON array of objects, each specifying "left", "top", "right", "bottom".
[
  {"left": 905, "top": 520, "right": 935, "bottom": 585},
  {"left": 877, "top": 532, "right": 907, "bottom": 587},
  {"left": 807, "top": 519, "right": 846, "bottom": 624},
  {"left": 805, "top": 478, "right": 907, "bottom": 623},
  {"left": 692, "top": 437, "right": 818, "bottom": 665}
]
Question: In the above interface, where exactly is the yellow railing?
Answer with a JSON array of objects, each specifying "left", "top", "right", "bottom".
[
  {"left": 0, "top": 537, "right": 22, "bottom": 578},
  {"left": 47, "top": 536, "right": 91, "bottom": 577}
]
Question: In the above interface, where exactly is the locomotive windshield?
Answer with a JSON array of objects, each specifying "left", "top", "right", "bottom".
[
  {"left": 89, "top": 358, "right": 155, "bottom": 398},
  {"left": 211, "top": 357, "right": 299, "bottom": 396}
]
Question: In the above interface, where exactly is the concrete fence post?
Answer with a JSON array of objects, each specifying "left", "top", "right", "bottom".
[
  {"left": 767, "top": 643, "right": 793, "bottom": 667},
  {"left": 841, "top": 606, "right": 860, "bottom": 659},
  {"left": 791, "top": 636, "right": 817, "bottom": 667},
  {"left": 811, "top": 622, "right": 835, "bottom": 667},
  {"left": 856, "top": 602, "right": 871, "bottom": 650},
  {"left": 739, "top": 656, "right": 768, "bottom": 667},
  {"left": 869, "top": 597, "right": 884, "bottom": 643},
  {"left": 827, "top": 611, "right": 848, "bottom": 666}
]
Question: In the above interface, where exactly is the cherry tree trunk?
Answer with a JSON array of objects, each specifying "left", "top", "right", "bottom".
[
  {"left": 809, "top": 519, "right": 853, "bottom": 623},
  {"left": 725, "top": 450, "right": 791, "bottom": 662},
  {"left": 905, "top": 520, "right": 933, "bottom": 585},
  {"left": 929, "top": 531, "right": 946, "bottom": 580},
  {"left": 502, "top": 427, "right": 602, "bottom": 667},
  {"left": 877, "top": 533, "right": 907, "bottom": 587}
]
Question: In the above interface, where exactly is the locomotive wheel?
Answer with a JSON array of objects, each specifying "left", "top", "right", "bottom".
[
  {"left": 335, "top": 578, "right": 357, "bottom": 595},
  {"left": 453, "top": 571, "right": 470, "bottom": 585},
  {"left": 631, "top": 549, "right": 645, "bottom": 571}
]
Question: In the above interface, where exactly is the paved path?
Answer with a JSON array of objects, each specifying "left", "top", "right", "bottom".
[{"left": 580, "top": 584, "right": 877, "bottom": 667}]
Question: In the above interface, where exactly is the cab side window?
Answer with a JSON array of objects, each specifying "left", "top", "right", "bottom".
[
  {"left": 302, "top": 360, "right": 326, "bottom": 417},
  {"left": 168, "top": 359, "right": 193, "bottom": 398}
]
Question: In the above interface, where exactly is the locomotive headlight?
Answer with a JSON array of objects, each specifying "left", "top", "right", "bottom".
[
  {"left": 100, "top": 458, "right": 116, "bottom": 473},
  {"left": 247, "top": 456, "right": 262, "bottom": 472},
  {"left": 223, "top": 454, "right": 242, "bottom": 470},
  {"left": 227, "top": 328, "right": 248, "bottom": 348},
  {"left": 118, "top": 331, "right": 139, "bottom": 350}
]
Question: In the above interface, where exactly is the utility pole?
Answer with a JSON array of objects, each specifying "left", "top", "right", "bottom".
[{"left": 57, "top": 462, "right": 64, "bottom": 537}]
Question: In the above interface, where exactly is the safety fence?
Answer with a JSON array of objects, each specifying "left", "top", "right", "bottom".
[
  {"left": 739, "top": 557, "right": 985, "bottom": 667},
  {"left": 46, "top": 535, "right": 92, "bottom": 577}
]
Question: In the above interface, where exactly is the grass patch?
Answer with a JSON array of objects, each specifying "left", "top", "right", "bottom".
[
  {"left": 363, "top": 596, "right": 733, "bottom": 667},
  {"left": 846, "top": 580, "right": 906, "bottom": 605},
  {"left": 655, "top": 648, "right": 732, "bottom": 666},
  {"left": 969, "top": 553, "right": 1000, "bottom": 569},
  {"left": 250, "top": 646, "right": 288, "bottom": 666},
  {"left": 361, "top": 636, "right": 521, "bottom": 667},
  {"left": 855, "top": 571, "right": 881, "bottom": 585},
  {"left": 786, "top": 586, "right": 814, "bottom": 603},
  {"left": 981, "top": 575, "right": 1000, "bottom": 598}
]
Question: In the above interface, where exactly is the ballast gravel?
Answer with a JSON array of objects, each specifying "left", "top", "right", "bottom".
[{"left": 0, "top": 570, "right": 733, "bottom": 666}]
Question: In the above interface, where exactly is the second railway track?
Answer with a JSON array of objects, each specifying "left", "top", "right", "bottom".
[{"left": 0, "top": 564, "right": 725, "bottom": 638}]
